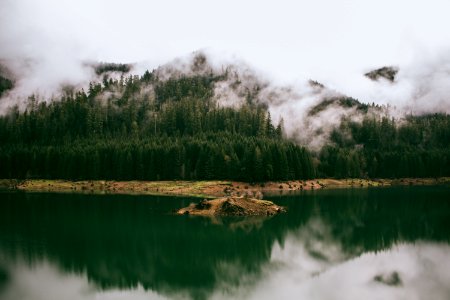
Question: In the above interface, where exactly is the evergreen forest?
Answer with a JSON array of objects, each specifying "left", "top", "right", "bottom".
[{"left": 0, "top": 67, "right": 449, "bottom": 181}]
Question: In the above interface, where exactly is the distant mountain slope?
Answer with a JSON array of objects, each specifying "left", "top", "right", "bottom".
[
  {"left": 0, "top": 63, "right": 14, "bottom": 97},
  {"left": 0, "top": 53, "right": 448, "bottom": 181},
  {"left": 365, "top": 66, "right": 398, "bottom": 82}
]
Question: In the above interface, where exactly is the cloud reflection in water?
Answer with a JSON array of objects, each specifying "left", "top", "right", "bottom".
[
  {"left": 1, "top": 241, "right": 449, "bottom": 300},
  {"left": 211, "top": 241, "right": 450, "bottom": 300}
]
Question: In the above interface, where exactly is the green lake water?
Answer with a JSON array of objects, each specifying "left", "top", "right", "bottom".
[{"left": 0, "top": 186, "right": 449, "bottom": 299}]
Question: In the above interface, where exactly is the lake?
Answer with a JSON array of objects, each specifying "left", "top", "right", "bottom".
[{"left": 0, "top": 186, "right": 449, "bottom": 300}]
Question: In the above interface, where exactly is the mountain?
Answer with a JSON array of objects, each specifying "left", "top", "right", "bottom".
[
  {"left": 0, "top": 53, "right": 448, "bottom": 181},
  {"left": 365, "top": 66, "right": 398, "bottom": 82}
]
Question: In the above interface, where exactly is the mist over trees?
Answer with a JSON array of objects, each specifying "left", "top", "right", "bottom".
[
  {"left": 93, "top": 62, "right": 132, "bottom": 75},
  {"left": 0, "top": 75, "right": 13, "bottom": 97},
  {"left": 319, "top": 114, "right": 450, "bottom": 178},
  {"left": 0, "top": 70, "right": 315, "bottom": 181},
  {"left": 0, "top": 59, "right": 448, "bottom": 181}
]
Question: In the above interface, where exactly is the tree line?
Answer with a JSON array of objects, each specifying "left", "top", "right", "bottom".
[
  {"left": 318, "top": 114, "right": 450, "bottom": 178},
  {"left": 0, "top": 67, "right": 448, "bottom": 181},
  {"left": 0, "top": 134, "right": 315, "bottom": 182},
  {"left": 0, "top": 70, "right": 314, "bottom": 181}
]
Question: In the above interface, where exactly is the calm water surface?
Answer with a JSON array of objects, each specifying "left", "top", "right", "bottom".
[{"left": 0, "top": 186, "right": 449, "bottom": 300}]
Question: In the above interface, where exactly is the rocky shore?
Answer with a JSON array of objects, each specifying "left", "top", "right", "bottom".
[{"left": 176, "top": 196, "right": 286, "bottom": 216}]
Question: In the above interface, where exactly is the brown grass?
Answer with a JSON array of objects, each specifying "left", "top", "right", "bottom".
[{"left": 0, "top": 177, "right": 448, "bottom": 198}]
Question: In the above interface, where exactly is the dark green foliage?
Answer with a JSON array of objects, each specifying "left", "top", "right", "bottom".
[
  {"left": 0, "top": 75, "right": 13, "bottom": 97},
  {"left": 0, "top": 71, "right": 314, "bottom": 182},
  {"left": 308, "top": 97, "right": 369, "bottom": 116},
  {"left": 0, "top": 134, "right": 314, "bottom": 181},
  {"left": 94, "top": 63, "right": 131, "bottom": 75},
  {"left": 0, "top": 68, "right": 448, "bottom": 181},
  {"left": 365, "top": 66, "right": 398, "bottom": 82},
  {"left": 318, "top": 114, "right": 450, "bottom": 178},
  {"left": 154, "top": 75, "right": 216, "bottom": 104}
]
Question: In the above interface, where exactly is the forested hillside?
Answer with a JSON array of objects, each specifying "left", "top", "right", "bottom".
[
  {"left": 319, "top": 114, "right": 450, "bottom": 178},
  {"left": 0, "top": 57, "right": 449, "bottom": 181},
  {"left": 0, "top": 68, "right": 315, "bottom": 181}
]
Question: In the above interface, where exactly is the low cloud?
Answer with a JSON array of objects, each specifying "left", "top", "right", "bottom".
[{"left": 1, "top": 0, "right": 450, "bottom": 150}]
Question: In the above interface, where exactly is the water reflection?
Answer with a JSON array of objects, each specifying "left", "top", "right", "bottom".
[
  {"left": 0, "top": 259, "right": 170, "bottom": 300},
  {"left": 0, "top": 186, "right": 449, "bottom": 299},
  {"left": 2, "top": 242, "right": 450, "bottom": 300},
  {"left": 210, "top": 242, "right": 450, "bottom": 300}
]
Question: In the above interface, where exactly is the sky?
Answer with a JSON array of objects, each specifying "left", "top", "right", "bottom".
[{"left": 1, "top": 0, "right": 450, "bottom": 112}]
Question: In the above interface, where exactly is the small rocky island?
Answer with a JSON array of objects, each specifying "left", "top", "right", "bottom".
[{"left": 176, "top": 196, "right": 286, "bottom": 216}]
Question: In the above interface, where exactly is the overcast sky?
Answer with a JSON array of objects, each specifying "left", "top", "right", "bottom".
[{"left": 1, "top": 0, "right": 450, "bottom": 110}]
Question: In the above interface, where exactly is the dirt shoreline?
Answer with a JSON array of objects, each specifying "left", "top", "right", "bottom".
[{"left": 0, "top": 178, "right": 448, "bottom": 198}]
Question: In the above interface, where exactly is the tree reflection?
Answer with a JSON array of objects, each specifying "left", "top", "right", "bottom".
[{"left": 0, "top": 186, "right": 449, "bottom": 299}]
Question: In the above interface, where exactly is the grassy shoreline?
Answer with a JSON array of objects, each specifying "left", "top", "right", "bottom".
[{"left": 1, "top": 178, "right": 449, "bottom": 198}]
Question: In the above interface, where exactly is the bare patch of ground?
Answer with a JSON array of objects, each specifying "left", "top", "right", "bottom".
[
  {"left": 0, "top": 177, "right": 448, "bottom": 198},
  {"left": 176, "top": 196, "right": 286, "bottom": 216}
]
